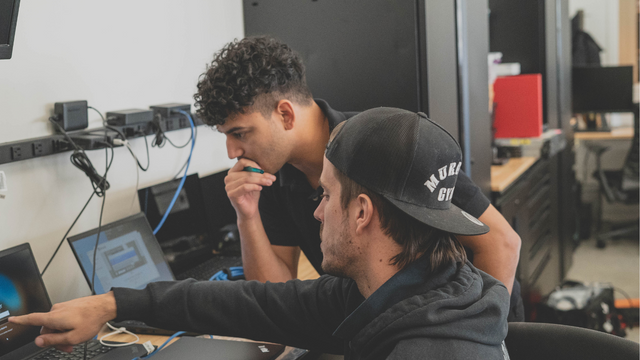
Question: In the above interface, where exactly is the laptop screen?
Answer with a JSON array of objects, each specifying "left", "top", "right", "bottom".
[
  {"left": 138, "top": 174, "right": 208, "bottom": 244},
  {"left": 67, "top": 213, "right": 174, "bottom": 295},
  {"left": 0, "top": 243, "right": 51, "bottom": 358}
]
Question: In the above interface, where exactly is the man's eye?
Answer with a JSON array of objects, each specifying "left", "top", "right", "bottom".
[
  {"left": 233, "top": 132, "right": 245, "bottom": 139},
  {"left": 319, "top": 194, "right": 329, "bottom": 200}
]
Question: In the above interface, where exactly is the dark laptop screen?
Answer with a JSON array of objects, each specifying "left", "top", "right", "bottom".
[
  {"left": 67, "top": 213, "right": 174, "bottom": 295},
  {"left": 138, "top": 174, "right": 208, "bottom": 244},
  {"left": 0, "top": 243, "right": 51, "bottom": 358}
]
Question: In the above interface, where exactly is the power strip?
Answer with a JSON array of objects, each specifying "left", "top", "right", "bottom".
[{"left": 0, "top": 113, "right": 203, "bottom": 165}]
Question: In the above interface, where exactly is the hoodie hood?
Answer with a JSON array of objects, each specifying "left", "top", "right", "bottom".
[{"left": 334, "top": 258, "right": 509, "bottom": 360}]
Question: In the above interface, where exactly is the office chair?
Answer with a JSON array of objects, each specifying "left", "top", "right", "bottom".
[
  {"left": 505, "top": 322, "right": 639, "bottom": 360},
  {"left": 587, "top": 106, "right": 639, "bottom": 248}
]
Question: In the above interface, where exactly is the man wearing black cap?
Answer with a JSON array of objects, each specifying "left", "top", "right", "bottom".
[
  {"left": 11, "top": 108, "right": 510, "bottom": 360},
  {"left": 199, "top": 36, "right": 522, "bottom": 321}
]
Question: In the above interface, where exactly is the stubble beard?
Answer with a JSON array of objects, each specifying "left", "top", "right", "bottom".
[{"left": 319, "top": 217, "right": 353, "bottom": 278}]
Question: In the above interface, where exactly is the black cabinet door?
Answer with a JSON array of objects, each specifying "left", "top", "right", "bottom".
[{"left": 244, "top": 0, "right": 422, "bottom": 113}]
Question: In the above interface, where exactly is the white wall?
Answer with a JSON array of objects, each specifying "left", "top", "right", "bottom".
[{"left": 0, "top": 1, "right": 243, "bottom": 304}]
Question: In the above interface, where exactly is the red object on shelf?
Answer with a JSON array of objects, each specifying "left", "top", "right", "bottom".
[{"left": 493, "top": 74, "right": 543, "bottom": 138}]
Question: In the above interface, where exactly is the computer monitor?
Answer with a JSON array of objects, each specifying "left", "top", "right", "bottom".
[
  {"left": 0, "top": 0, "right": 20, "bottom": 60},
  {"left": 572, "top": 66, "right": 634, "bottom": 113}
]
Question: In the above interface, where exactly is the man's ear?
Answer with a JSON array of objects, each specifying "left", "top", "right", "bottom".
[
  {"left": 275, "top": 100, "right": 295, "bottom": 130},
  {"left": 354, "top": 194, "right": 375, "bottom": 235}
]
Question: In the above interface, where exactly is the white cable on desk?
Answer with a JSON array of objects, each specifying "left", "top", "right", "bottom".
[{"left": 99, "top": 322, "right": 140, "bottom": 347}]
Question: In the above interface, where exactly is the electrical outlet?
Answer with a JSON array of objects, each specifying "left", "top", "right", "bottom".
[
  {"left": 32, "top": 142, "right": 44, "bottom": 156},
  {"left": 11, "top": 146, "right": 22, "bottom": 161}
]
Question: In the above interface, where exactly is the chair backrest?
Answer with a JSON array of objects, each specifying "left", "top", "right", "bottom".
[{"left": 505, "top": 322, "right": 639, "bottom": 360}]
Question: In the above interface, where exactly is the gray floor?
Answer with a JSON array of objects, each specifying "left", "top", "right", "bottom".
[{"left": 565, "top": 199, "right": 639, "bottom": 343}]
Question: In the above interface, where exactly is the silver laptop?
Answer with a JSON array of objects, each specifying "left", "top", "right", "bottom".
[
  {"left": 67, "top": 212, "right": 175, "bottom": 295},
  {"left": 66, "top": 212, "right": 197, "bottom": 336}
]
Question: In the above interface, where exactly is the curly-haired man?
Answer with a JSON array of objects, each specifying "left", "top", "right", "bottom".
[{"left": 195, "top": 36, "right": 523, "bottom": 321}]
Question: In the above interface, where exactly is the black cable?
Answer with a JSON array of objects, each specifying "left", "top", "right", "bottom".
[
  {"left": 150, "top": 113, "right": 195, "bottom": 150},
  {"left": 70, "top": 150, "right": 111, "bottom": 197},
  {"left": 42, "top": 114, "right": 115, "bottom": 276},
  {"left": 88, "top": 105, "right": 151, "bottom": 171},
  {"left": 164, "top": 132, "right": 191, "bottom": 148},
  {"left": 90, "top": 142, "right": 113, "bottom": 294},
  {"left": 41, "top": 142, "right": 114, "bottom": 278},
  {"left": 90, "top": 191, "right": 107, "bottom": 296},
  {"left": 49, "top": 117, "right": 111, "bottom": 196},
  {"left": 84, "top": 142, "right": 111, "bottom": 360},
  {"left": 101, "top": 122, "right": 150, "bottom": 172},
  {"left": 48, "top": 107, "right": 112, "bottom": 360},
  {"left": 48, "top": 117, "right": 82, "bottom": 151},
  {"left": 88, "top": 106, "right": 106, "bottom": 125},
  {"left": 166, "top": 113, "right": 197, "bottom": 149},
  {"left": 90, "top": 106, "right": 148, "bottom": 170},
  {"left": 40, "top": 191, "right": 95, "bottom": 276},
  {"left": 129, "top": 133, "right": 150, "bottom": 171},
  {"left": 150, "top": 115, "right": 166, "bottom": 148},
  {"left": 104, "top": 124, "right": 126, "bottom": 140},
  {"left": 144, "top": 188, "right": 149, "bottom": 216}
]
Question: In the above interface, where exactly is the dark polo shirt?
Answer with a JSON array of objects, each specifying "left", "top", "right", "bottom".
[{"left": 258, "top": 99, "right": 491, "bottom": 274}]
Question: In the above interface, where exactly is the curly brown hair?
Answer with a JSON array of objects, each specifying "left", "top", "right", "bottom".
[{"left": 194, "top": 36, "right": 313, "bottom": 127}]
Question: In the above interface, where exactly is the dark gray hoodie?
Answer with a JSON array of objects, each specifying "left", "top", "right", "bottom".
[{"left": 114, "top": 257, "right": 509, "bottom": 359}]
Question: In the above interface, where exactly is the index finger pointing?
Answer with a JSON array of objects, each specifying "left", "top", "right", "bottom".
[{"left": 9, "top": 313, "right": 50, "bottom": 327}]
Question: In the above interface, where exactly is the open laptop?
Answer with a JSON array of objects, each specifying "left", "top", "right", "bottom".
[
  {"left": 67, "top": 212, "right": 175, "bottom": 295},
  {"left": 0, "top": 243, "right": 148, "bottom": 360},
  {"left": 139, "top": 173, "right": 241, "bottom": 280},
  {"left": 67, "top": 212, "right": 203, "bottom": 336},
  {"left": 67, "top": 212, "right": 245, "bottom": 335}
]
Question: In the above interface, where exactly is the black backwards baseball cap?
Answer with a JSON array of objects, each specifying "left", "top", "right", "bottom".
[{"left": 325, "top": 107, "right": 489, "bottom": 236}]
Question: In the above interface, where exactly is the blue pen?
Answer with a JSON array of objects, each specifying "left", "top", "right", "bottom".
[{"left": 243, "top": 166, "right": 265, "bottom": 174}]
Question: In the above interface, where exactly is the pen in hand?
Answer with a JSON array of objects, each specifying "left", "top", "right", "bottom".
[{"left": 242, "top": 166, "right": 265, "bottom": 174}]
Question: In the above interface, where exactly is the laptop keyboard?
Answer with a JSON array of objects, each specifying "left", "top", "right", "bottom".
[
  {"left": 32, "top": 340, "right": 112, "bottom": 359},
  {"left": 176, "top": 255, "right": 242, "bottom": 281}
]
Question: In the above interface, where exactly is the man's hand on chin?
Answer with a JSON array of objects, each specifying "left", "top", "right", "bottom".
[{"left": 8, "top": 292, "right": 117, "bottom": 353}]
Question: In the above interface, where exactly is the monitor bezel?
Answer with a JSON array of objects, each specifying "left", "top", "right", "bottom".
[
  {"left": 0, "top": 242, "right": 53, "bottom": 360},
  {"left": 0, "top": 0, "right": 21, "bottom": 60}
]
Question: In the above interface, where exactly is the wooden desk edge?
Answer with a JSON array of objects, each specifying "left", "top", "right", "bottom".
[
  {"left": 491, "top": 157, "right": 538, "bottom": 193},
  {"left": 574, "top": 127, "right": 634, "bottom": 140}
]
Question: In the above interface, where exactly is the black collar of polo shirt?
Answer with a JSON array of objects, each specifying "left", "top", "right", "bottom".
[{"left": 277, "top": 98, "right": 348, "bottom": 191}]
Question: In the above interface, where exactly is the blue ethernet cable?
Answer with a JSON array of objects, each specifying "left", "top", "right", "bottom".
[
  {"left": 152, "top": 110, "right": 196, "bottom": 235},
  {"left": 209, "top": 266, "right": 244, "bottom": 281},
  {"left": 132, "top": 331, "right": 186, "bottom": 360}
]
